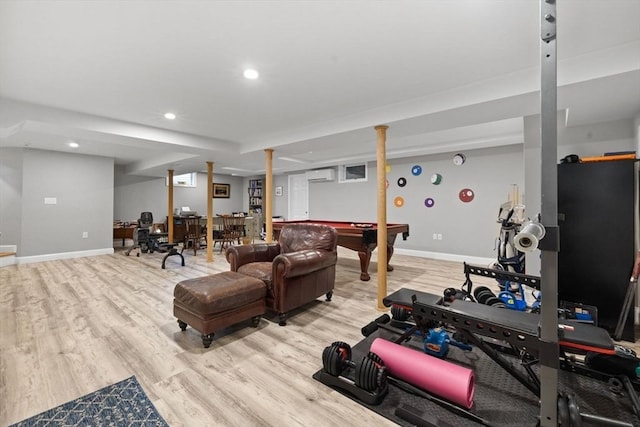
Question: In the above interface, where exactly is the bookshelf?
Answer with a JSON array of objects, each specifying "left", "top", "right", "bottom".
[
  {"left": 248, "top": 179, "right": 264, "bottom": 239},
  {"left": 248, "top": 179, "right": 263, "bottom": 214}
]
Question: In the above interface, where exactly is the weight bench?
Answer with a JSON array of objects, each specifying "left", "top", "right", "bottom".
[{"left": 383, "top": 287, "right": 640, "bottom": 422}]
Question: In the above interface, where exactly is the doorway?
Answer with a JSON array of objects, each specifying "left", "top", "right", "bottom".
[{"left": 288, "top": 173, "right": 309, "bottom": 220}]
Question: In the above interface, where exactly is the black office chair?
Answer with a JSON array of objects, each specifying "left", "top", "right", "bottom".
[
  {"left": 125, "top": 212, "right": 185, "bottom": 269},
  {"left": 126, "top": 212, "right": 154, "bottom": 256}
]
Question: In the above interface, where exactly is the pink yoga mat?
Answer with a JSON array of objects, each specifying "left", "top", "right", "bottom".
[{"left": 370, "top": 337, "right": 475, "bottom": 409}]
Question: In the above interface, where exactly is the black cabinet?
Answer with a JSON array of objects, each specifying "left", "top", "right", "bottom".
[{"left": 558, "top": 160, "right": 637, "bottom": 341}]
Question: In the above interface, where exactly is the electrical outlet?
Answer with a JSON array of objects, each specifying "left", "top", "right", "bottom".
[
  {"left": 82, "top": 231, "right": 88, "bottom": 238},
  {"left": 437, "top": 233, "right": 442, "bottom": 240},
  {"left": 433, "top": 233, "right": 438, "bottom": 240}
]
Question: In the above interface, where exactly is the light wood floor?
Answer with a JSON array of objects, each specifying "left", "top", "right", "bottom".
[{"left": 1, "top": 244, "right": 637, "bottom": 426}]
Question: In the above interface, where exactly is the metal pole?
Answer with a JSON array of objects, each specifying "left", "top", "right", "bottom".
[
  {"left": 539, "top": 0, "right": 559, "bottom": 425},
  {"left": 168, "top": 169, "right": 174, "bottom": 244}
]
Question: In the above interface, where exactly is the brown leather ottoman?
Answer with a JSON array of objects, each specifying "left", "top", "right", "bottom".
[{"left": 173, "top": 271, "right": 266, "bottom": 348}]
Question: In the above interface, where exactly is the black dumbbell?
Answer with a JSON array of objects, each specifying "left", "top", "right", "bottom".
[
  {"left": 484, "top": 296, "right": 503, "bottom": 307},
  {"left": 322, "top": 342, "right": 387, "bottom": 393},
  {"left": 391, "top": 304, "right": 410, "bottom": 321},
  {"left": 474, "top": 286, "right": 496, "bottom": 305}
]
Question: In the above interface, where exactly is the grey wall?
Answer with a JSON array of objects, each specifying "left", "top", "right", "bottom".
[
  {"left": 2, "top": 117, "right": 635, "bottom": 261},
  {"left": 114, "top": 168, "right": 245, "bottom": 223},
  {"left": 0, "top": 148, "right": 24, "bottom": 246},
  {"left": 523, "top": 114, "right": 636, "bottom": 275},
  {"left": 7, "top": 148, "right": 114, "bottom": 256},
  {"left": 272, "top": 174, "right": 290, "bottom": 218},
  {"left": 303, "top": 144, "right": 525, "bottom": 259},
  {"left": 270, "top": 117, "right": 636, "bottom": 261},
  {"left": 557, "top": 118, "right": 635, "bottom": 158}
]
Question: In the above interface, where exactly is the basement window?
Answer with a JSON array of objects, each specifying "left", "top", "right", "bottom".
[
  {"left": 166, "top": 173, "right": 197, "bottom": 188},
  {"left": 339, "top": 162, "right": 368, "bottom": 183}
]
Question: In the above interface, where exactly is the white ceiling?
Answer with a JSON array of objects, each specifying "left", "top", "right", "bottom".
[{"left": 1, "top": 0, "right": 639, "bottom": 177}]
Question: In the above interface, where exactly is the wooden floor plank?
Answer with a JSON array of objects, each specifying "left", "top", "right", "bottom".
[{"left": 1, "top": 246, "right": 638, "bottom": 426}]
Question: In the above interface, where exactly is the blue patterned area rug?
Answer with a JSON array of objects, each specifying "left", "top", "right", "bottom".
[{"left": 10, "top": 376, "right": 168, "bottom": 426}]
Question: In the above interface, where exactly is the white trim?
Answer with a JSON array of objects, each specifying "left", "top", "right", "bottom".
[
  {"left": 0, "top": 255, "right": 16, "bottom": 268},
  {"left": 338, "top": 162, "right": 368, "bottom": 183},
  {"left": 166, "top": 172, "right": 197, "bottom": 187},
  {"left": 16, "top": 248, "right": 114, "bottom": 265},
  {"left": 393, "top": 248, "right": 494, "bottom": 267},
  {"left": 0, "top": 245, "right": 17, "bottom": 268}
]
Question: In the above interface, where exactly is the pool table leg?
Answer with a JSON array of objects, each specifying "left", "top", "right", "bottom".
[
  {"left": 358, "top": 244, "right": 395, "bottom": 281},
  {"left": 358, "top": 251, "right": 372, "bottom": 281},
  {"left": 386, "top": 243, "right": 395, "bottom": 272}
]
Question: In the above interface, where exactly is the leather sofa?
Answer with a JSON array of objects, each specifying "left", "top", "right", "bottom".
[{"left": 226, "top": 223, "right": 338, "bottom": 325}]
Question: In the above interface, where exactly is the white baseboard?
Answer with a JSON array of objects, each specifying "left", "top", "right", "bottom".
[
  {"left": 0, "top": 255, "right": 16, "bottom": 268},
  {"left": 16, "top": 248, "right": 114, "bottom": 265},
  {"left": 0, "top": 245, "right": 17, "bottom": 268},
  {"left": 394, "top": 248, "right": 494, "bottom": 267}
]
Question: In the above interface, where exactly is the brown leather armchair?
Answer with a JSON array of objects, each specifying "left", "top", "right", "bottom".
[{"left": 225, "top": 223, "right": 338, "bottom": 326}]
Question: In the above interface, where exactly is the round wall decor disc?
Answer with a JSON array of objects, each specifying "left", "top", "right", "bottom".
[
  {"left": 430, "top": 173, "right": 442, "bottom": 185},
  {"left": 394, "top": 196, "right": 405, "bottom": 207},
  {"left": 459, "top": 188, "right": 475, "bottom": 202},
  {"left": 424, "top": 198, "right": 435, "bottom": 208},
  {"left": 453, "top": 153, "right": 466, "bottom": 166},
  {"left": 397, "top": 177, "right": 407, "bottom": 187},
  {"left": 411, "top": 165, "right": 422, "bottom": 176}
]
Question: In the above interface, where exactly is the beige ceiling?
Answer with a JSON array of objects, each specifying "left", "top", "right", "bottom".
[{"left": 1, "top": 0, "right": 639, "bottom": 177}]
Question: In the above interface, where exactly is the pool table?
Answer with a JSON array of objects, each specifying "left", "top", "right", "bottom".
[{"left": 271, "top": 220, "right": 409, "bottom": 281}]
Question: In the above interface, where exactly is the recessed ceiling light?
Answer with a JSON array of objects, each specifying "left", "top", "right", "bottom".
[
  {"left": 243, "top": 69, "right": 259, "bottom": 80},
  {"left": 164, "top": 112, "right": 176, "bottom": 120},
  {"left": 68, "top": 141, "right": 79, "bottom": 148}
]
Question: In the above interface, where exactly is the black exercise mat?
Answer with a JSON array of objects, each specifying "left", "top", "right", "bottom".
[{"left": 313, "top": 328, "right": 640, "bottom": 426}]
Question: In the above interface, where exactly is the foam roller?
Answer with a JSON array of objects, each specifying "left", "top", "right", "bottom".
[{"left": 370, "top": 337, "right": 475, "bottom": 409}]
